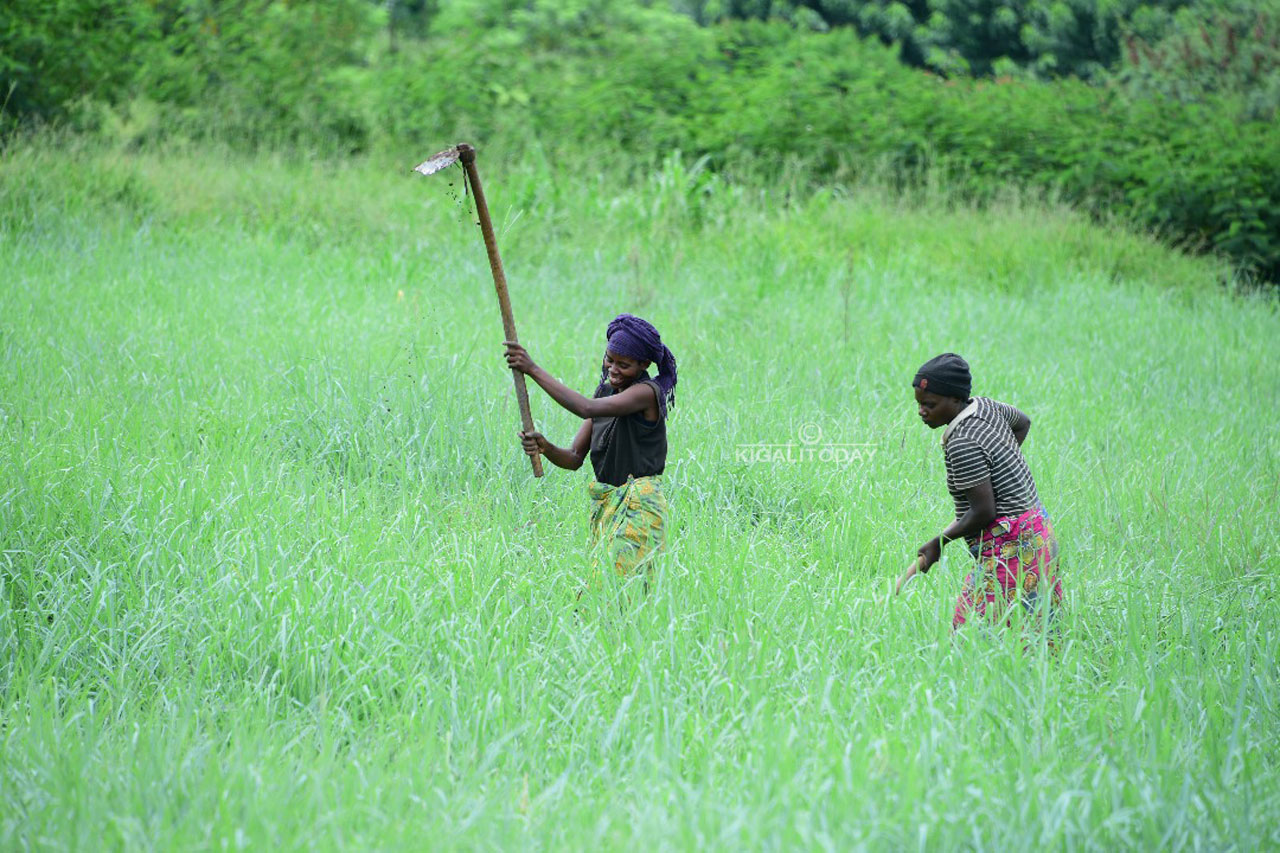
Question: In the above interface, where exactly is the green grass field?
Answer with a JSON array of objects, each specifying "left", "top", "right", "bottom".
[{"left": 2, "top": 143, "right": 1278, "bottom": 849}]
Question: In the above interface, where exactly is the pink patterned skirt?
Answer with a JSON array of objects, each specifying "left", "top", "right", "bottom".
[{"left": 954, "top": 503, "right": 1063, "bottom": 630}]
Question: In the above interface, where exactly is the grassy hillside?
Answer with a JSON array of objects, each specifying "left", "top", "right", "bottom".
[{"left": 1, "top": 143, "right": 1277, "bottom": 848}]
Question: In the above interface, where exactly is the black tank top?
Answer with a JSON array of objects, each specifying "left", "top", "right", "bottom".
[{"left": 589, "top": 379, "right": 667, "bottom": 487}]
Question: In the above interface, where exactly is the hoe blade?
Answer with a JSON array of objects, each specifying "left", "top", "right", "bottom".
[{"left": 413, "top": 146, "right": 463, "bottom": 176}]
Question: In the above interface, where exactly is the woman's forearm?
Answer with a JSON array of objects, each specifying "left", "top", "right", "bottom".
[
  {"left": 528, "top": 366, "right": 595, "bottom": 418},
  {"left": 940, "top": 507, "right": 995, "bottom": 547},
  {"left": 541, "top": 441, "right": 586, "bottom": 470}
]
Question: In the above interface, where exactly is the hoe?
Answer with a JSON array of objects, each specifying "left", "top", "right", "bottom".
[{"left": 414, "top": 143, "right": 543, "bottom": 477}]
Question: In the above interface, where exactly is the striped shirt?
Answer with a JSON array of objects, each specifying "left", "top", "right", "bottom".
[{"left": 942, "top": 397, "right": 1039, "bottom": 543}]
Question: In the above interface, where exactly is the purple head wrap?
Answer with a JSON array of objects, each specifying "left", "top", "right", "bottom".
[{"left": 599, "top": 313, "right": 678, "bottom": 417}]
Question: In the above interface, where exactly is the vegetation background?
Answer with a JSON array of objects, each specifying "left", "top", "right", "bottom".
[
  {"left": 1, "top": 0, "right": 1278, "bottom": 849},
  {"left": 3, "top": 0, "right": 1279, "bottom": 280}
]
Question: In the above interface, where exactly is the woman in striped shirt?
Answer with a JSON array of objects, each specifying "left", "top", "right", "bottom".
[{"left": 903, "top": 353, "right": 1062, "bottom": 630}]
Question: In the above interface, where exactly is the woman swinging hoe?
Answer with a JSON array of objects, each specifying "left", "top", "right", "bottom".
[
  {"left": 900, "top": 353, "right": 1063, "bottom": 632},
  {"left": 504, "top": 314, "right": 677, "bottom": 593}
]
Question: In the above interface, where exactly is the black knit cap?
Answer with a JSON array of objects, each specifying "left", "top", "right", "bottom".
[{"left": 913, "top": 353, "right": 971, "bottom": 399}]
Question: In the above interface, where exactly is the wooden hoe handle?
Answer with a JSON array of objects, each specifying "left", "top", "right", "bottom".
[{"left": 458, "top": 144, "right": 543, "bottom": 478}]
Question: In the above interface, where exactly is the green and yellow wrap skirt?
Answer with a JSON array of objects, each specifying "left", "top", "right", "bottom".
[{"left": 586, "top": 474, "right": 667, "bottom": 584}]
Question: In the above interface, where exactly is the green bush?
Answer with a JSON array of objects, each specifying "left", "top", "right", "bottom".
[
  {"left": 1, "top": 0, "right": 380, "bottom": 147},
  {"left": 0, "top": 0, "right": 152, "bottom": 126},
  {"left": 489, "top": 19, "right": 1277, "bottom": 280},
  {"left": 730, "top": 0, "right": 1195, "bottom": 79},
  {"left": 1107, "top": 1, "right": 1280, "bottom": 121}
]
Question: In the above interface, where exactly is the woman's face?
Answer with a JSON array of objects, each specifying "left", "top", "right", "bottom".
[
  {"left": 604, "top": 350, "right": 649, "bottom": 391},
  {"left": 914, "top": 387, "right": 966, "bottom": 429}
]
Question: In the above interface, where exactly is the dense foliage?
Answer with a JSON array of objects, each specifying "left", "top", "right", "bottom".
[
  {"left": 788, "top": 0, "right": 1207, "bottom": 78},
  {"left": 1, "top": 0, "right": 1277, "bottom": 280}
]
